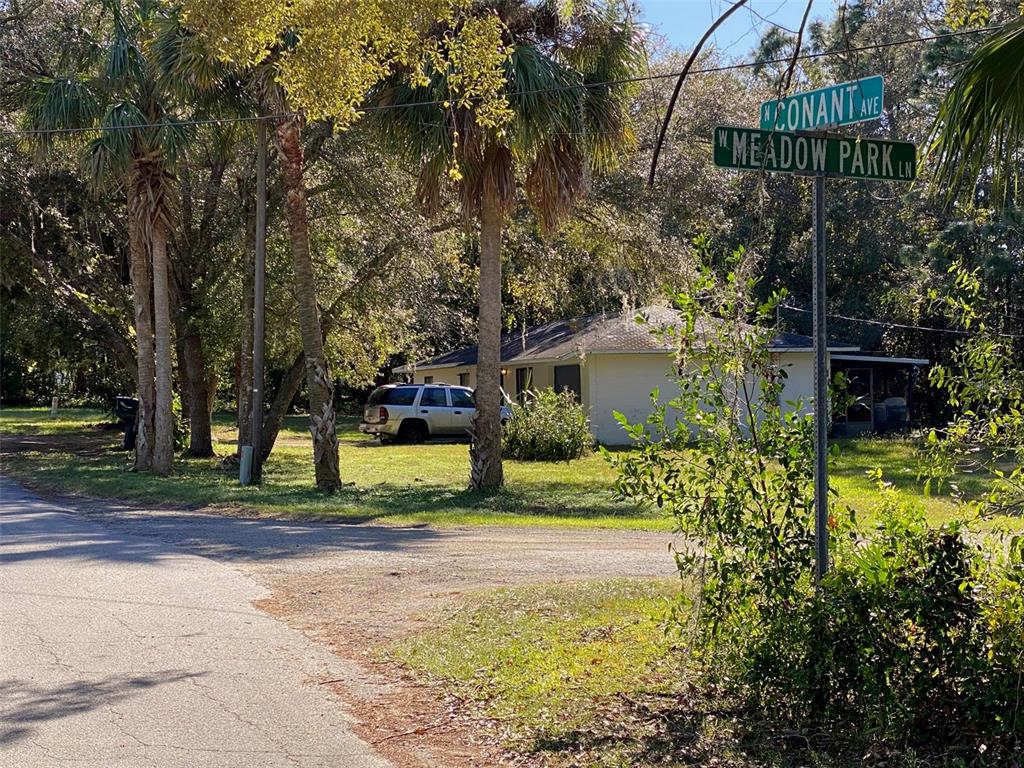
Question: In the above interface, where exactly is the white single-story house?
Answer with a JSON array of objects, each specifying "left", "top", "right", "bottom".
[{"left": 393, "top": 305, "right": 927, "bottom": 445}]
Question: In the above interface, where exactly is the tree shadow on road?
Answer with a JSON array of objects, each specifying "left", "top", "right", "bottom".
[{"left": 0, "top": 670, "right": 203, "bottom": 746}]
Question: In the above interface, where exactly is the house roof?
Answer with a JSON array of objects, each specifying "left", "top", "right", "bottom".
[
  {"left": 832, "top": 353, "right": 930, "bottom": 366},
  {"left": 394, "top": 305, "right": 860, "bottom": 373}
]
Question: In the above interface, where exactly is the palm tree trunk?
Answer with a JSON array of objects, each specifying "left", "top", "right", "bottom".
[
  {"left": 151, "top": 215, "right": 174, "bottom": 475},
  {"left": 274, "top": 115, "right": 340, "bottom": 491},
  {"left": 469, "top": 191, "right": 504, "bottom": 491},
  {"left": 127, "top": 185, "right": 155, "bottom": 472}
]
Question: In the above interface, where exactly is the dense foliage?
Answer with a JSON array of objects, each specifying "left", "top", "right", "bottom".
[
  {"left": 610, "top": 250, "right": 1023, "bottom": 762},
  {"left": 503, "top": 388, "right": 594, "bottom": 462},
  {"left": 2, "top": 0, "right": 1023, "bottom": 477}
]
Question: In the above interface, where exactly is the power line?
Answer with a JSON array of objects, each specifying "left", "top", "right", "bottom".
[
  {"left": 780, "top": 303, "right": 1020, "bottom": 339},
  {"left": 3, "top": 112, "right": 293, "bottom": 137},
  {"left": 0, "top": 23, "right": 1005, "bottom": 138}
]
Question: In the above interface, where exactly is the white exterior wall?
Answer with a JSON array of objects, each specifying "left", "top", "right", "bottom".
[
  {"left": 774, "top": 352, "right": 817, "bottom": 415},
  {"left": 586, "top": 353, "right": 682, "bottom": 445},
  {"left": 401, "top": 351, "right": 821, "bottom": 446},
  {"left": 409, "top": 366, "right": 473, "bottom": 386},
  {"left": 405, "top": 363, "right": 555, "bottom": 395},
  {"left": 587, "top": 351, "right": 821, "bottom": 446}
]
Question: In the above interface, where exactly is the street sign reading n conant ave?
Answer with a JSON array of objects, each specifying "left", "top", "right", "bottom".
[
  {"left": 759, "top": 75, "right": 884, "bottom": 132},
  {"left": 713, "top": 125, "right": 916, "bottom": 182}
]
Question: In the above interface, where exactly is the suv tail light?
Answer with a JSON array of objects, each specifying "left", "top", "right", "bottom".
[{"left": 379, "top": 406, "right": 389, "bottom": 423}]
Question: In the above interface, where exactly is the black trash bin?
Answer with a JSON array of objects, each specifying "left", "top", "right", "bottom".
[{"left": 115, "top": 396, "right": 139, "bottom": 450}]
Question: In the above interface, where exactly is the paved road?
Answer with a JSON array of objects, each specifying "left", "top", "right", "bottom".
[{"left": 0, "top": 477, "right": 392, "bottom": 768}]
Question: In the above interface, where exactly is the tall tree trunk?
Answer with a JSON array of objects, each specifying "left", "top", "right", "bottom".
[
  {"left": 151, "top": 216, "right": 174, "bottom": 475},
  {"left": 469, "top": 191, "right": 504, "bottom": 491},
  {"left": 237, "top": 199, "right": 256, "bottom": 455},
  {"left": 178, "top": 332, "right": 214, "bottom": 456},
  {"left": 275, "top": 115, "right": 340, "bottom": 491},
  {"left": 127, "top": 185, "right": 155, "bottom": 472}
]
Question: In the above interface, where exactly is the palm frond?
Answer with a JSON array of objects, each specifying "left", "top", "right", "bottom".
[
  {"left": 372, "top": 0, "right": 641, "bottom": 229},
  {"left": 927, "top": 18, "right": 1024, "bottom": 206},
  {"left": 150, "top": 9, "right": 226, "bottom": 99},
  {"left": 84, "top": 101, "right": 147, "bottom": 185},
  {"left": 102, "top": 0, "right": 143, "bottom": 84},
  {"left": 506, "top": 44, "right": 584, "bottom": 156},
  {"left": 27, "top": 77, "right": 102, "bottom": 131},
  {"left": 525, "top": 138, "right": 584, "bottom": 232}
]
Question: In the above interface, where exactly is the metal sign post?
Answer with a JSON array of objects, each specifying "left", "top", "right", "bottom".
[
  {"left": 710, "top": 75, "right": 916, "bottom": 588},
  {"left": 812, "top": 173, "right": 828, "bottom": 585}
]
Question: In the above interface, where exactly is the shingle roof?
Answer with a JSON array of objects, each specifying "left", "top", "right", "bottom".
[{"left": 395, "top": 305, "right": 858, "bottom": 372}]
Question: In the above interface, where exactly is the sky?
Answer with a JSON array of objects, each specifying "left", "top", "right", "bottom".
[{"left": 633, "top": 0, "right": 829, "bottom": 59}]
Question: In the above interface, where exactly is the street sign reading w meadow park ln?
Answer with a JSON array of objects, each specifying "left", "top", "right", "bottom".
[
  {"left": 709, "top": 74, "right": 918, "bottom": 587},
  {"left": 713, "top": 125, "right": 917, "bottom": 182},
  {"left": 759, "top": 75, "right": 884, "bottom": 132}
]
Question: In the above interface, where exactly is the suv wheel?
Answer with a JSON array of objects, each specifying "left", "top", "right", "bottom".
[{"left": 398, "top": 420, "right": 428, "bottom": 444}]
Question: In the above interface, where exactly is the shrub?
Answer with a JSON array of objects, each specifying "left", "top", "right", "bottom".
[
  {"left": 753, "top": 484, "right": 1024, "bottom": 757},
  {"left": 609, "top": 243, "right": 1024, "bottom": 763},
  {"left": 503, "top": 388, "right": 593, "bottom": 461}
]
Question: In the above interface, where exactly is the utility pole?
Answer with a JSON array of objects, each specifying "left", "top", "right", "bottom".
[
  {"left": 240, "top": 119, "right": 267, "bottom": 485},
  {"left": 812, "top": 173, "right": 829, "bottom": 586}
]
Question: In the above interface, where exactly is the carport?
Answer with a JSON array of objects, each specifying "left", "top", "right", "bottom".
[{"left": 831, "top": 354, "right": 929, "bottom": 435}]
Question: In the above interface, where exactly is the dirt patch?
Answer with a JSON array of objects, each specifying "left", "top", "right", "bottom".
[{"left": 246, "top": 528, "right": 675, "bottom": 767}]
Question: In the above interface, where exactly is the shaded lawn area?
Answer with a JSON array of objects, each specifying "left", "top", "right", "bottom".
[
  {"left": 390, "top": 580, "right": 863, "bottom": 767},
  {"left": 390, "top": 580, "right": 688, "bottom": 763},
  {"left": 0, "top": 407, "right": 1008, "bottom": 529}
]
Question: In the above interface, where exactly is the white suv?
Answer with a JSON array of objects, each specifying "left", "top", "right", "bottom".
[{"left": 359, "top": 384, "right": 512, "bottom": 444}]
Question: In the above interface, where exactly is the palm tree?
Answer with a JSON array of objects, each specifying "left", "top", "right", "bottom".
[
  {"left": 928, "top": 17, "right": 1024, "bottom": 205},
  {"left": 25, "top": 0, "right": 186, "bottom": 475},
  {"left": 375, "top": 0, "right": 640, "bottom": 490},
  {"left": 272, "top": 108, "right": 341, "bottom": 491}
]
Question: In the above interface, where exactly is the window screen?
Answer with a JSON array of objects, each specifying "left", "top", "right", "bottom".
[{"left": 515, "top": 367, "right": 533, "bottom": 404}]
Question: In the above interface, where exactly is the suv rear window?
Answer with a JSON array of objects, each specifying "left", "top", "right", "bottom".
[
  {"left": 367, "top": 386, "right": 419, "bottom": 406},
  {"left": 450, "top": 389, "right": 474, "bottom": 408},
  {"left": 421, "top": 387, "right": 448, "bottom": 407}
]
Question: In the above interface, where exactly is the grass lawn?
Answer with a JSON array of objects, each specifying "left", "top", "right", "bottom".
[
  {"left": 390, "top": 580, "right": 693, "bottom": 765},
  {"left": 390, "top": 580, "right": 841, "bottom": 767},
  {"left": 0, "top": 407, "right": 109, "bottom": 435},
  {"left": 0, "top": 406, "right": 1011, "bottom": 529}
]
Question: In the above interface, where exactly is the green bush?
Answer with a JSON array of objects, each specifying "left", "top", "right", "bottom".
[
  {"left": 610, "top": 243, "right": 1024, "bottom": 763},
  {"left": 749, "top": 485, "right": 1024, "bottom": 758},
  {"left": 503, "top": 388, "right": 594, "bottom": 461}
]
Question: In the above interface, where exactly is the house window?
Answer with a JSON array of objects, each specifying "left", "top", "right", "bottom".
[
  {"left": 553, "top": 364, "right": 581, "bottom": 402},
  {"left": 515, "top": 367, "right": 533, "bottom": 405},
  {"left": 423, "top": 375, "right": 433, "bottom": 384},
  {"left": 458, "top": 372, "right": 470, "bottom": 387}
]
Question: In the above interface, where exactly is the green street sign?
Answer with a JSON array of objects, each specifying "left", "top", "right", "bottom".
[
  {"left": 759, "top": 75, "right": 884, "bottom": 132},
  {"left": 713, "top": 125, "right": 916, "bottom": 182}
]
